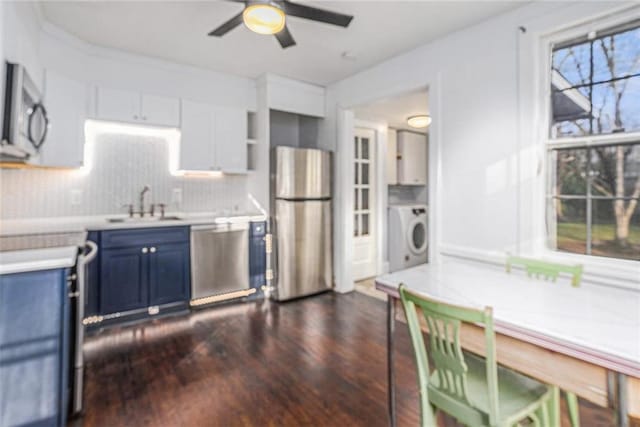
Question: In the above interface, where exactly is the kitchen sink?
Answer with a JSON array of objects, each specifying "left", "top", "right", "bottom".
[{"left": 106, "top": 216, "right": 183, "bottom": 223}]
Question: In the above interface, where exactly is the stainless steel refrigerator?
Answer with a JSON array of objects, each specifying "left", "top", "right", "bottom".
[{"left": 271, "top": 146, "right": 333, "bottom": 301}]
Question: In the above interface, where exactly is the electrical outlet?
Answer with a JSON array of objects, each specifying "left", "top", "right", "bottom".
[
  {"left": 172, "top": 188, "right": 182, "bottom": 204},
  {"left": 70, "top": 189, "right": 82, "bottom": 206}
]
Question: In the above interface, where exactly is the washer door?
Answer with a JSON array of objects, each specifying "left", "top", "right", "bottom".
[{"left": 407, "top": 217, "right": 427, "bottom": 255}]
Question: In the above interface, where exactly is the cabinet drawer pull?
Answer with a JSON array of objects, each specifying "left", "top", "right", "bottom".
[
  {"left": 150, "top": 247, "right": 156, "bottom": 253},
  {"left": 141, "top": 247, "right": 148, "bottom": 254},
  {"left": 133, "top": 115, "right": 139, "bottom": 120}
]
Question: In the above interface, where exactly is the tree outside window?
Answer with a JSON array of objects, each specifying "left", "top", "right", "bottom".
[{"left": 548, "top": 20, "right": 640, "bottom": 261}]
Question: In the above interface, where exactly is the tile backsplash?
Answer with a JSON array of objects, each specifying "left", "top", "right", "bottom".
[{"left": 0, "top": 133, "right": 248, "bottom": 219}]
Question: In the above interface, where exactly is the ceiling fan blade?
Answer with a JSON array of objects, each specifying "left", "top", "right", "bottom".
[
  {"left": 275, "top": 26, "right": 296, "bottom": 48},
  {"left": 208, "top": 12, "right": 244, "bottom": 37},
  {"left": 282, "top": 1, "right": 353, "bottom": 27}
]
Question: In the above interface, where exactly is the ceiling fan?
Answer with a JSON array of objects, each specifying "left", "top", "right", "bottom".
[{"left": 208, "top": 0, "right": 354, "bottom": 49}]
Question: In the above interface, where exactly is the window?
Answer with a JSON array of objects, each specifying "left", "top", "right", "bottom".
[
  {"left": 354, "top": 135, "right": 371, "bottom": 237},
  {"left": 546, "top": 19, "right": 640, "bottom": 261}
]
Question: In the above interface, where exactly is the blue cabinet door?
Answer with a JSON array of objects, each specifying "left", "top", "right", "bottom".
[
  {"left": 0, "top": 269, "right": 68, "bottom": 427},
  {"left": 100, "top": 247, "right": 148, "bottom": 314},
  {"left": 148, "top": 242, "right": 190, "bottom": 306}
]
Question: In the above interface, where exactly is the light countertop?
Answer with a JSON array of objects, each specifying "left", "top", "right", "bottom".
[
  {"left": 0, "top": 212, "right": 268, "bottom": 236},
  {"left": 0, "top": 246, "right": 78, "bottom": 275},
  {"left": 376, "top": 258, "right": 640, "bottom": 377}
]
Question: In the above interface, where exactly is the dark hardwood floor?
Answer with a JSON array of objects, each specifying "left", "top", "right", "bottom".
[{"left": 72, "top": 292, "right": 625, "bottom": 427}]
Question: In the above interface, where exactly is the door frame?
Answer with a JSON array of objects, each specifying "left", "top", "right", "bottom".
[{"left": 334, "top": 82, "right": 441, "bottom": 294}]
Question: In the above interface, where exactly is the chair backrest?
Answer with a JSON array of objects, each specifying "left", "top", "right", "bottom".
[
  {"left": 399, "top": 284, "right": 500, "bottom": 427},
  {"left": 505, "top": 254, "right": 583, "bottom": 287}
]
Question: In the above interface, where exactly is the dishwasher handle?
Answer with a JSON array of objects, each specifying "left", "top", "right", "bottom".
[{"left": 191, "top": 223, "right": 249, "bottom": 232}]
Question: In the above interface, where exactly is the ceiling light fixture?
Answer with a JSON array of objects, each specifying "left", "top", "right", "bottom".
[
  {"left": 407, "top": 115, "right": 432, "bottom": 129},
  {"left": 243, "top": 3, "right": 286, "bottom": 35}
]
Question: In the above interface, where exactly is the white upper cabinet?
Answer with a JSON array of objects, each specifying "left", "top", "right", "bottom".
[
  {"left": 95, "top": 86, "right": 180, "bottom": 127},
  {"left": 386, "top": 129, "right": 398, "bottom": 185},
  {"left": 141, "top": 94, "right": 180, "bottom": 127},
  {"left": 179, "top": 100, "right": 247, "bottom": 173},
  {"left": 397, "top": 131, "right": 427, "bottom": 185},
  {"left": 179, "top": 99, "right": 215, "bottom": 171},
  {"left": 95, "top": 87, "right": 140, "bottom": 123},
  {"left": 40, "top": 69, "right": 87, "bottom": 168},
  {"left": 214, "top": 106, "right": 247, "bottom": 173}
]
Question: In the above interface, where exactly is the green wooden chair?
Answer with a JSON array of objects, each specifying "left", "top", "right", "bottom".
[
  {"left": 505, "top": 254, "right": 583, "bottom": 287},
  {"left": 399, "top": 284, "right": 559, "bottom": 427},
  {"left": 505, "top": 254, "right": 583, "bottom": 427}
]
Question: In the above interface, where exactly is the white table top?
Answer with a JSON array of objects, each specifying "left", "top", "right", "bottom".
[
  {"left": 376, "top": 259, "right": 640, "bottom": 378},
  {"left": 0, "top": 246, "right": 78, "bottom": 275}
]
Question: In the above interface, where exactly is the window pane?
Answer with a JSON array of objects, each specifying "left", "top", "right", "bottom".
[
  {"left": 552, "top": 43, "right": 590, "bottom": 87},
  {"left": 362, "top": 213, "right": 369, "bottom": 236},
  {"left": 554, "top": 149, "right": 587, "bottom": 195},
  {"left": 354, "top": 137, "right": 359, "bottom": 158},
  {"left": 592, "top": 199, "right": 640, "bottom": 260},
  {"left": 354, "top": 163, "right": 359, "bottom": 185},
  {"left": 354, "top": 189, "right": 359, "bottom": 211},
  {"left": 354, "top": 214, "right": 359, "bottom": 237},
  {"left": 361, "top": 163, "right": 369, "bottom": 185},
  {"left": 592, "top": 26, "right": 640, "bottom": 82},
  {"left": 361, "top": 138, "right": 369, "bottom": 160},
  {"left": 590, "top": 78, "right": 640, "bottom": 134},
  {"left": 555, "top": 198, "right": 587, "bottom": 255},
  {"left": 362, "top": 188, "right": 369, "bottom": 210},
  {"left": 590, "top": 143, "right": 640, "bottom": 197},
  {"left": 550, "top": 22, "right": 640, "bottom": 138}
]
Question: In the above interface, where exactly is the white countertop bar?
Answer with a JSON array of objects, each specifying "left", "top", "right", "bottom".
[
  {"left": 375, "top": 258, "right": 640, "bottom": 377},
  {"left": 0, "top": 212, "right": 267, "bottom": 236},
  {"left": 0, "top": 246, "right": 78, "bottom": 275}
]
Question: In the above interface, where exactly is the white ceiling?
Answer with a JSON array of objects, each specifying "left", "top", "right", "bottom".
[
  {"left": 39, "top": 1, "right": 523, "bottom": 85},
  {"left": 354, "top": 89, "right": 429, "bottom": 132}
]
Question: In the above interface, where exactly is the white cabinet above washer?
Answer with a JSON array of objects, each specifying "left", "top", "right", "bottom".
[
  {"left": 397, "top": 130, "right": 427, "bottom": 186},
  {"left": 94, "top": 86, "right": 180, "bottom": 127}
]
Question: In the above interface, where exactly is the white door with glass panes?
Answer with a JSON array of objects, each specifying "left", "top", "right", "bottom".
[{"left": 353, "top": 128, "right": 377, "bottom": 280}]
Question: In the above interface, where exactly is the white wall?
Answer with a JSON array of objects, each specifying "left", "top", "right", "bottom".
[{"left": 325, "top": 1, "right": 633, "bottom": 292}]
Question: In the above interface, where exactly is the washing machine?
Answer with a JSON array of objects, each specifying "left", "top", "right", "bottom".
[{"left": 388, "top": 204, "right": 428, "bottom": 272}]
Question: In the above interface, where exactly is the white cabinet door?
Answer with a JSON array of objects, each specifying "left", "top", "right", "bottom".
[
  {"left": 179, "top": 99, "right": 215, "bottom": 171},
  {"left": 40, "top": 70, "right": 87, "bottom": 168},
  {"left": 95, "top": 87, "right": 140, "bottom": 124},
  {"left": 397, "top": 131, "right": 427, "bottom": 185},
  {"left": 141, "top": 94, "right": 180, "bottom": 127},
  {"left": 214, "top": 106, "right": 247, "bottom": 173},
  {"left": 386, "top": 129, "right": 398, "bottom": 185}
]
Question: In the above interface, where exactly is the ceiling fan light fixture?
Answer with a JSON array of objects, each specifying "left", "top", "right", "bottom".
[
  {"left": 243, "top": 3, "right": 286, "bottom": 35},
  {"left": 407, "top": 115, "right": 432, "bottom": 129}
]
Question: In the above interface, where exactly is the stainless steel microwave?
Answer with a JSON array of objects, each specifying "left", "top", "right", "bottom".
[{"left": 1, "top": 62, "right": 49, "bottom": 159}]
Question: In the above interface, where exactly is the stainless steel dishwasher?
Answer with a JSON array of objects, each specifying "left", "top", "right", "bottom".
[{"left": 190, "top": 222, "right": 253, "bottom": 307}]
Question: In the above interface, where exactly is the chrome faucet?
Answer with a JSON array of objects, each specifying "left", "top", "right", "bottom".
[{"left": 139, "top": 185, "right": 150, "bottom": 217}]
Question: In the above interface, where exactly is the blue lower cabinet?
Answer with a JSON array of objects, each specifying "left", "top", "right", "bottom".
[
  {"left": 100, "top": 247, "right": 148, "bottom": 314},
  {"left": 249, "top": 221, "right": 267, "bottom": 295},
  {"left": 94, "top": 227, "right": 190, "bottom": 320},
  {"left": 0, "top": 269, "right": 70, "bottom": 427},
  {"left": 149, "top": 242, "right": 190, "bottom": 306}
]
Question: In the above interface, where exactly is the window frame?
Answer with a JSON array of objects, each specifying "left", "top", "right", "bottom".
[{"left": 535, "top": 7, "right": 640, "bottom": 278}]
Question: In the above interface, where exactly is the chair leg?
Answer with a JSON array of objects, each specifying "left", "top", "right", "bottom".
[
  {"left": 565, "top": 391, "right": 580, "bottom": 427},
  {"left": 548, "top": 386, "right": 560, "bottom": 427}
]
